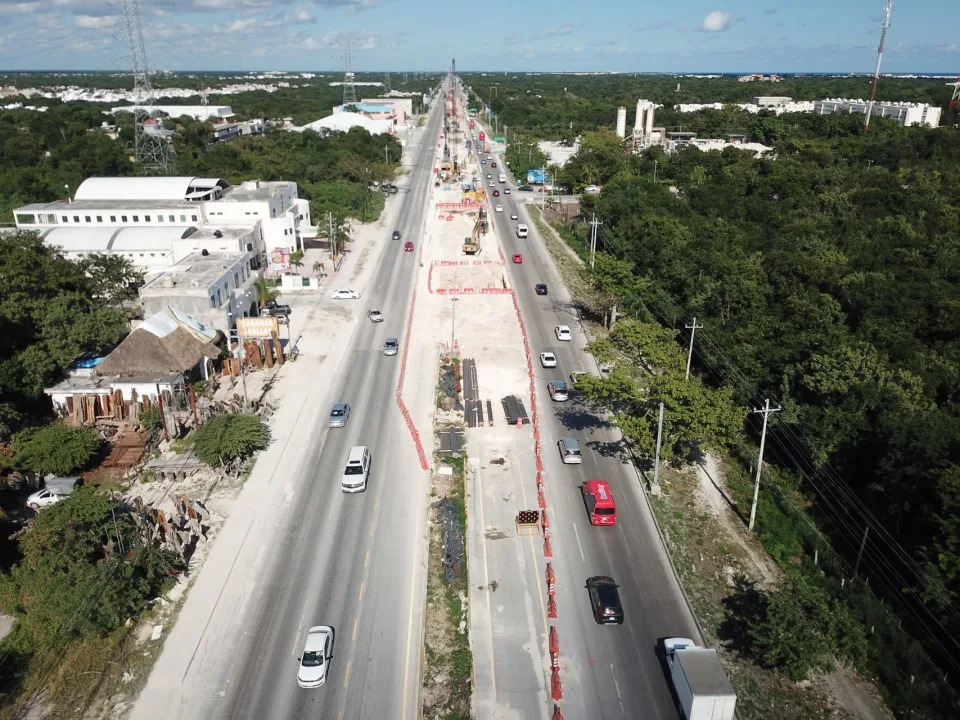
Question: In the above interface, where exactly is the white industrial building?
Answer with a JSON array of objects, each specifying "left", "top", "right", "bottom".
[
  {"left": 13, "top": 176, "right": 310, "bottom": 274},
  {"left": 111, "top": 105, "right": 235, "bottom": 122},
  {"left": 288, "top": 112, "right": 392, "bottom": 135},
  {"left": 813, "top": 98, "right": 941, "bottom": 127}
]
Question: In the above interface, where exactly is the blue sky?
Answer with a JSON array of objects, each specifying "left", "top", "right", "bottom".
[{"left": 0, "top": 0, "right": 956, "bottom": 73}]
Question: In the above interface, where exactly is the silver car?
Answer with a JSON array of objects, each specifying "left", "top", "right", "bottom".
[
  {"left": 329, "top": 402, "right": 350, "bottom": 428},
  {"left": 383, "top": 338, "right": 399, "bottom": 356},
  {"left": 548, "top": 380, "right": 569, "bottom": 402}
]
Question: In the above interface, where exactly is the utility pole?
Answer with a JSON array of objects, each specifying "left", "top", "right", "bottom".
[
  {"left": 450, "top": 297, "right": 459, "bottom": 356},
  {"left": 748, "top": 399, "right": 781, "bottom": 531},
  {"left": 385, "top": 143, "right": 389, "bottom": 164},
  {"left": 684, "top": 317, "right": 703, "bottom": 380},
  {"left": 653, "top": 159, "right": 658, "bottom": 183},
  {"left": 540, "top": 166, "right": 547, "bottom": 210},
  {"left": 588, "top": 214, "right": 603, "bottom": 269},
  {"left": 653, "top": 401, "right": 665, "bottom": 488}
]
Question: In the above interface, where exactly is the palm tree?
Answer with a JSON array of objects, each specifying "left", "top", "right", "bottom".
[
  {"left": 312, "top": 261, "right": 326, "bottom": 279},
  {"left": 253, "top": 277, "right": 278, "bottom": 306}
]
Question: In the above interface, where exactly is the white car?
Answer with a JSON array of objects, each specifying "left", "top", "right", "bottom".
[
  {"left": 487, "top": 155, "right": 492, "bottom": 159},
  {"left": 297, "top": 625, "right": 334, "bottom": 688},
  {"left": 26, "top": 489, "right": 68, "bottom": 510},
  {"left": 510, "top": 213, "right": 518, "bottom": 220},
  {"left": 548, "top": 380, "right": 570, "bottom": 402},
  {"left": 486, "top": 174, "right": 492, "bottom": 179},
  {"left": 504, "top": 188, "right": 511, "bottom": 194},
  {"left": 331, "top": 288, "right": 360, "bottom": 300},
  {"left": 495, "top": 204, "right": 503, "bottom": 213},
  {"left": 540, "top": 352, "right": 557, "bottom": 368},
  {"left": 488, "top": 181, "right": 495, "bottom": 187},
  {"left": 555, "top": 325, "right": 572, "bottom": 341}
]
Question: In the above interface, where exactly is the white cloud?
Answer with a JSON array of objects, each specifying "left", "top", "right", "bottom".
[
  {"left": 545, "top": 24, "right": 575, "bottom": 37},
  {"left": 74, "top": 14, "right": 120, "bottom": 28},
  {"left": 700, "top": 11, "right": 736, "bottom": 32}
]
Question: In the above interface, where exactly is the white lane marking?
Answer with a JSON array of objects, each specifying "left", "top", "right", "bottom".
[
  {"left": 572, "top": 522, "right": 586, "bottom": 562},
  {"left": 611, "top": 664, "right": 625, "bottom": 715}
]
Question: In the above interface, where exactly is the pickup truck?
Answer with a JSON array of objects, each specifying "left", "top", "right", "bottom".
[{"left": 264, "top": 300, "right": 291, "bottom": 316}]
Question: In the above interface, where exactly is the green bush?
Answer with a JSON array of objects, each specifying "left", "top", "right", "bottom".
[
  {"left": 12, "top": 424, "right": 102, "bottom": 476},
  {"left": 192, "top": 413, "right": 269, "bottom": 467},
  {"left": 138, "top": 407, "right": 163, "bottom": 435},
  {"left": 0, "top": 487, "right": 178, "bottom": 652}
]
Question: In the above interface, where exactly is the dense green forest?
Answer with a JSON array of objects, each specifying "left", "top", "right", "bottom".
[
  {"left": 548, "top": 110, "right": 960, "bottom": 715},
  {"left": 0, "top": 93, "right": 405, "bottom": 224},
  {"left": 464, "top": 73, "right": 959, "bottom": 140}
]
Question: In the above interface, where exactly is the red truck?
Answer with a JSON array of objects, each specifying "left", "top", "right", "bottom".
[{"left": 478, "top": 130, "right": 485, "bottom": 141}]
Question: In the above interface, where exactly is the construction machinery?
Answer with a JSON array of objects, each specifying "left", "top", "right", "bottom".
[{"left": 463, "top": 208, "right": 488, "bottom": 255}]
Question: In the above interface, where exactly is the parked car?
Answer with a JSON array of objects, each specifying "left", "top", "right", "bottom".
[
  {"left": 26, "top": 488, "right": 69, "bottom": 510},
  {"left": 328, "top": 402, "right": 351, "bottom": 428},
  {"left": 548, "top": 380, "right": 569, "bottom": 402},
  {"left": 535, "top": 283, "right": 548, "bottom": 295},
  {"left": 404, "top": 241, "right": 415, "bottom": 252},
  {"left": 586, "top": 576, "right": 623, "bottom": 625},
  {"left": 392, "top": 230, "right": 402, "bottom": 240},
  {"left": 368, "top": 309, "right": 384, "bottom": 323},
  {"left": 555, "top": 325, "right": 572, "bottom": 341},
  {"left": 297, "top": 625, "right": 334, "bottom": 688},
  {"left": 539, "top": 352, "right": 557, "bottom": 368},
  {"left": 383, "top": 337, "right": 399, "bottom": 356},
  {"left": 331, "top": 288, "right": 360, "bottom": 300},
  {"left": 264, "top": 299, "right": 291, "bottom": 316}
]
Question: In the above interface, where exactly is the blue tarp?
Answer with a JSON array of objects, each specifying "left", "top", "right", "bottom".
[{"left": 526, "top": 169, "right": 546, "bottom": 184}]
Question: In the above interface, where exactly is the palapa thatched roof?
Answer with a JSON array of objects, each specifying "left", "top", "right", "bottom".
[{"left": 96, "top": 317, "right": 221, "bottom": 378}]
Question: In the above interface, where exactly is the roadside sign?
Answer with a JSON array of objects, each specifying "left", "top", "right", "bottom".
[{"left": 237, "top": 317, "right": 279, "bottom": 339}]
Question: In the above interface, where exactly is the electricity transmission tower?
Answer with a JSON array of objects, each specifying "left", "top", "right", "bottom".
[
  {"left": 949, "top": 77, "right": 960, "bottom": 113},
  {"left": 384, "top": 72, "right": 391, "bottom": 92},
  {"left": 342, "top": 40, "right": 357, "bottom": 106},
  {"left": 120, "top": 0, "right": 173, "bottom": 173},
  {"left": 864, "top": 0, "right": 894, "bottom": 131}
]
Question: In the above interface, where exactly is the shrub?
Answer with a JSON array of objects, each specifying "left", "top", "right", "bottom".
[
  {"left": 192, "top": 413, "right": 269, "bottom": 467},
  {"left": 12, "top": 424, "right": 102, "bottom": 476}
]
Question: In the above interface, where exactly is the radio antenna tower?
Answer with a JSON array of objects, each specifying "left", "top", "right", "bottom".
[
  {"left": 342, "top": 40, "right": 357, "bottom": 106},
  {"left": 864, "top": 0, "right": 894, "bottom": 131},
  {"left": 384, "top": 72, "right": 392, "bottom": 92},
  {"left": 948, "top": 76, "right": 960, "bottom": 113},
  {"left": 120, "top": 0, "right": 173, "bottom": 173}
]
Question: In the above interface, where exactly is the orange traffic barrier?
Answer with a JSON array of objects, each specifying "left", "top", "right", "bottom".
[
  {"left": 541, "top": 510, "right": 549, "bottom": 530},
  {"left": 552, "top": 705, "right": 564, "bottom": 720},
  {"left": 546, "top": 562, "right": 555, "bottom": 587},
  {"left": 551, "top": 666, "right": 562, "bottom": 700},
  {"left": 538, "top": 489, "right": 546, "bottom": 509},
  {"left": 549, "top": 625, "right": 559, "bottom": 655},
  {"left": 548, "top": 595, "right": 558, "bottom": 619},
  {"left": 544, "top": 534, "right": 552, "bottom": 558}
]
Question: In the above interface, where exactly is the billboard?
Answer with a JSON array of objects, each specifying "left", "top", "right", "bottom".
[
  {"left": 237, "top": 317, "right": 279, "bottom": 339},
  {"left": 526, "top": 169, "right": 546, "bottom": 184},
  {"left": 494, "top": 136, "right": 504, "bottom": 143}
]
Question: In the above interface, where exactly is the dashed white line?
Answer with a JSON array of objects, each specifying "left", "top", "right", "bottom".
[
  {"left": 572, "top": 522, "right": 586, "bottom": 561},
  {"left": 611, "top": 664, "right": 625, "bottom": 715}
]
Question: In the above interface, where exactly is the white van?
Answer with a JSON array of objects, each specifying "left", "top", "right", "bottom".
[
  {"left": 341, "top": 446, "right": 370, "bottom": 493},
  {"left": 498, "top": 174, "right": 506, "bottom": 184},
  {"left": 516, "top": 224, "right": 528, "bottom": 239}
]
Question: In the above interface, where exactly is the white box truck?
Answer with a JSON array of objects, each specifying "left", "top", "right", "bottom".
[{"left": 664, "top": 638, "right": 737, "bottom": 720}]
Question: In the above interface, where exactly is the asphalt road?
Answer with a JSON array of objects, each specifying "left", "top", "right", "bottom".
[
  {"left": 205, "top": 104, "right": 443, "bottom": 720},
  {"left": 475, "top": 140, "right": 702, "bottom": 718}
]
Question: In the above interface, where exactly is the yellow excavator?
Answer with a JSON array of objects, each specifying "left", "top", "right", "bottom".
[{"left": 463, "top": 208, "right": 488, "bottom": 255}]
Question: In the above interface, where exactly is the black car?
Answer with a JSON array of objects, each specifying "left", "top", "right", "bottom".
[
  {"left": 518, "top": 185, "right": 534, "bottom": 192},
  {"left": 586, "top": 576, "right": 623, "bottom": 625},
  {"left": 535, "top": 283, "right": 548, "bottom": 295},
  {"left": 392, "top": 230, "right": 402, "bottom": 240}
]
